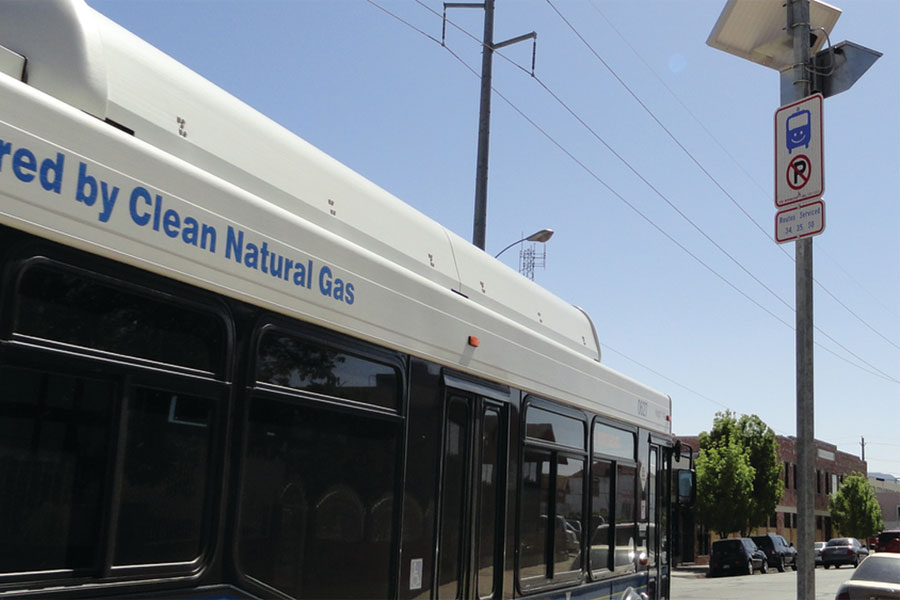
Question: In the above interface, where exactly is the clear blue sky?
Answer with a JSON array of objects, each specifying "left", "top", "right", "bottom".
[{"left": 89, "top": 0, "right": 899, "bottom": 477}]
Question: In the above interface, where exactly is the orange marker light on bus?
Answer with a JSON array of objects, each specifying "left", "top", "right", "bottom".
[{"left": 468, "top": 336, "right": 480, "bottom": 347}]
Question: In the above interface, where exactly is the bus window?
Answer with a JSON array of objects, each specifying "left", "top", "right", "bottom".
[
  {"left": 0, "top": 365, "right": 115, "bottom": 574},
  {"left": 0, "top": 366, "right": 219, "bottom": 575},
  {"left": 13, "top": 261, "right": 226, "bottom": 374},
  {"left": 256, "top": 330, "right": 399, "bottom": 410},
  {"left": 589, "top": 459, "right": 613, "bottom": 575},
  {"left": 437, "top": 397, "right": 470, "bottom": 599},
  {"left": 239, "top": 396, "right": 401, "bottom": 599},
  {"left": 590, "top": 421, "right": 637, "bottom": 578},
  {"left": 614, "top": 465, "right": 637, "bottom": 570},
  {"left": 519, "top": 402, "right": 586, "bottom": 590},
  {"left": 647, "top": 448, "right": 658, "bottom": 566},
  {"left": 114, "top": 388, "right": 216, "bottom": 565}
]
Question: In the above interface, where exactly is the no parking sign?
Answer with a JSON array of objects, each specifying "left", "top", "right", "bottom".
[{"left": 775, "top": 94, "right": 824, "bottom": 207}]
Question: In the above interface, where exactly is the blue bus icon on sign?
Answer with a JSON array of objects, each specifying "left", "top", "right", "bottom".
[{"left": 786, "top": 110, "right": 811, "bottom": 153}]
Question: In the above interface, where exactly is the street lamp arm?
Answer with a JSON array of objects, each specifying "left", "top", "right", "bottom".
[{"left": 493, "top": 228, "right": 554, "bottom": 258}]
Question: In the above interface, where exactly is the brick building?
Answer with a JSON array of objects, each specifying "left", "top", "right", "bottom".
[{"left": 676, "top": 435, "right": 866, "bottom": 564}]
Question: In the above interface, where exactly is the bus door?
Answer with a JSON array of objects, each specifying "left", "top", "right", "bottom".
[
  {"left": 647, "top": 443, "right": 670, "bottom": 600},
  {"left": 436, "top": 385, "right": 507, "bottom": 600}
]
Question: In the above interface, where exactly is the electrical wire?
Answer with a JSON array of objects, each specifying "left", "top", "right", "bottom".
[
  {"left": 368, "top": 0, "right": 899, "bottom": 385},
  {"left": 583, "top": 0, "right": 900, "bottom": 353},
  {"left": 552, "top": 0, "right": 900, "bottom": 360}
]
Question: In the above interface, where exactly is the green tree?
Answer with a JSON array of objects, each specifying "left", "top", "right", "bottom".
[
  {"left": 828, "top": 473, "right": 883, "bottom": 540},
  {"left": 696, "top": 438, "right": 755, "bottom": 537},
  {"left": 697, "top": 411, "right": 784, "bottom": 536}
]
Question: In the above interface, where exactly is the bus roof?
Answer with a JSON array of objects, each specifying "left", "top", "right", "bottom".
[{"left": 0, "top": 0, "right": 671, "bottom": 433}]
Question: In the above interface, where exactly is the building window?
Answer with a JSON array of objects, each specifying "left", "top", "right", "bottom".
[{"left": 784, "top": 462, "right": 790, "bottom": 488}]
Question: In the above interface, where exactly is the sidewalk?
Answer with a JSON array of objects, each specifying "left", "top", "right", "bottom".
[{"left": 672, "top": 563, "right": 708, "bottom": 578}]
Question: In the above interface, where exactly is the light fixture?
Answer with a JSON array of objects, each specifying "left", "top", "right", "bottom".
[{"left": 493, "top": 228, "right": 554, "bottom": 258}]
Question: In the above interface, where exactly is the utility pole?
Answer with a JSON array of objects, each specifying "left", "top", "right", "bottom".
[
  {"left": 472, "top": 0, "right": 494, "bottom": 251},
  {"left": 861, "top": 436, "right": 866, "bottom": 461},
  {"left": 444, "top": 2, "right": 535, "bottom": 251},
  {"left": 787, "top": 4, "right": 815, "bottom": 599}
]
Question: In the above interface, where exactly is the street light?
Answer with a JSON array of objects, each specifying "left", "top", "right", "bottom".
[{"left": 494, "top": 228, "right": 554, "bottom": 258}]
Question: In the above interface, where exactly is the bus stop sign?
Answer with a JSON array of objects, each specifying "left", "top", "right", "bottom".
[{"left": 775, "top": 94, "right": 824, "bottom": 207}]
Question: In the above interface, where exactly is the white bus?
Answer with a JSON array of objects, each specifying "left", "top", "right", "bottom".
[{"left": 0, "top": 2, "right": 691, "bottom": 599}]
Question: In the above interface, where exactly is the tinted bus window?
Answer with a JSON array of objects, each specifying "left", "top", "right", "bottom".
[
  {"left": 477, "top": 406, "right": 501, "bottom": 598},
  {"left": 589, "top": 421, "right": 637, "bottom": 577},
  {"left": 115, "top": 388, "right": 215, "bottom": 565},
  {"left": 593, "top": 422, "right": 635, "bottom": 461},
  {"left": 239, "top": 397, "right": 400, "bottom": 599},
  {"left": 614, "top": 464, "right": 637, "bottom": 570},
  {"left": 437, "top": 397, "right": 469, "bottom": 598},
  {"left": 0, "top": 365, "right": 114, "bottom": 574},
  {"left": 590, "top": 459, "right": 613, "bottom": 575},
  {"left": 13, "top": 262, "right": 225, "bottom": 373},
  {"left": 519, "top": 402, "right": 586, "bottom": 590},
  {"left": 525, "top": 405, "right": 584, "bottom": 449},
  {"left": 257, "top": 331, "right": 399, "bottom": 410},
  {"left": 0, "top": 364, "right": 222, "bottom": 576},
  {"left": 519, "top": 447, "right": 552, "bottom": 582}
]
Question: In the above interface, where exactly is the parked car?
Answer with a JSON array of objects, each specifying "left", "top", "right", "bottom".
[
  {"left": 834, "top": 553, "right": 900, "bottom": 599},
  {"left": 752, "top": 533, "right": 798, "bottom": 572},
  {"left": 822, "top": 537, "right": 869, "bottom": 569},
  {"left": 815, "top": 541, "right": 826, "bottom": 566},
  {"left": 876, "top": 530, "right": 900, "bottom": 554},
  {"left": 709, "top": 538, "right": 768, "bottom": 577}
]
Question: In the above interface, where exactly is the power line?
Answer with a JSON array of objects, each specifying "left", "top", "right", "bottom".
[
  {"left": 540, "top": 0, "right": 900, "bottom": 380},
  {"left": 369, "top": 0, "right": 900, "bottom": 385},
  {"left": 581, "top": 0, "right": 900, "bottom": 353}
]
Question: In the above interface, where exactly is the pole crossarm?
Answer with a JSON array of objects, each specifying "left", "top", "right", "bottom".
[
  {"left": 441, "top": 2, "right": 485, "bottom": 47},
  {"left": 494, "top": 31, "right": 537, "bottom": 75}
]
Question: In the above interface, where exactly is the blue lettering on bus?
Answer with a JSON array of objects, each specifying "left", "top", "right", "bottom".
[
  {"left": 227, "top": 226, "right": 353, "bottom": 303},
  {"left": 77, "top": 162, "right": 99, "bottom": 208},
  {"left": 12, "top": 148, "right": 36, "bottom": 182},
  {"left": 0, "top": 140, "right": 64, "bottom": 194},
  {"left": 292, "top": 260, "right": 313, "bottom": 289},
  {"left": 129, "top": 186, "right": 153, "bottom": 225},
  {"left": 319, "top": 265, "right": 355, "bottom": 305},
  {"left": 40, "top": 153, "right": 65, "bottom": 194},
  {"left": 129, "top": 185, "right": 216, "bottom": 251},
  {"left": 77, "top": 162, "right": 119, "bottom": 222},
  {"left": 0, "top": 141, "right": 355, "bottom": 305},
  {"left": 0, "top": 140, "right": 10, "bottom": 170},
  {"left": 162, "top": 206, "right": 180, "bottom": 238}
]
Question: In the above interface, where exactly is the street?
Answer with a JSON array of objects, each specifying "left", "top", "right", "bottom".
[{"left": 672, "top": 565, "right": 858, "bottom": 599}]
